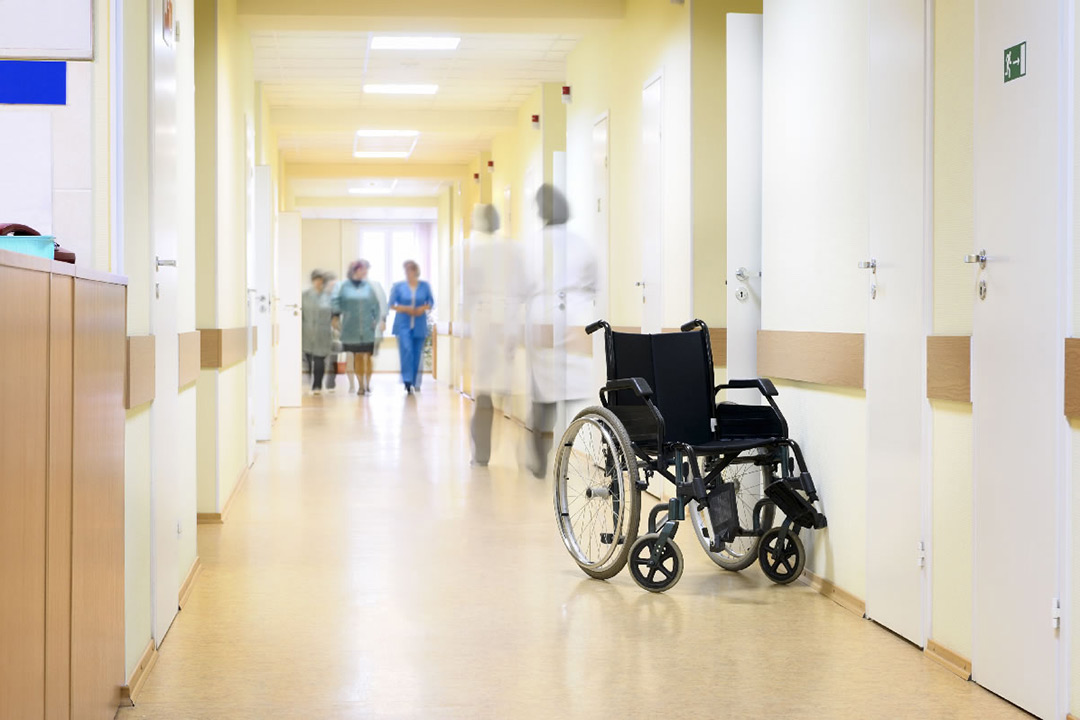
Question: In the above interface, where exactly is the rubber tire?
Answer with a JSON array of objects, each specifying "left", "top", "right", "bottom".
[
  {"left": 554, "top": 406, "right": 642, "bottom": 580},
  {"left": 757, "top": 527, "right": 806, "bottom": 585},
  {"left": 628, "top": 533, "right": 684, "bottom": 593}
]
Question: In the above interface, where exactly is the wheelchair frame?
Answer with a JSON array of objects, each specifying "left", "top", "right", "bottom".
[{"left": 556, "top": 319, "right": 827, "bottom": 592}]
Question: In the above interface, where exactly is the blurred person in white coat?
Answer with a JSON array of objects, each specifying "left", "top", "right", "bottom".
[
  {"left": 464, "top": 204, "right": 525, "bottom": 466},
  {"left": 525, "top": 184, "right": 598, "bottom": 478}
]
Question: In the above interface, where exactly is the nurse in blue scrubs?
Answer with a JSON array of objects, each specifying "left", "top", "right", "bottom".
[{"left": 389, "top": 260, "right": 434, "bottom": 394}]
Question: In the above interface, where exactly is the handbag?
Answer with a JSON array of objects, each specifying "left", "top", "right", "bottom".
[{"left": 0, "top": 223, "right": 76, "bottom": 263}]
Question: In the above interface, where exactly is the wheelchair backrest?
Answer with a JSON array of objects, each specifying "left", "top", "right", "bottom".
[{"left": 609, "top": 330, "right": 715, "bottom": 446}]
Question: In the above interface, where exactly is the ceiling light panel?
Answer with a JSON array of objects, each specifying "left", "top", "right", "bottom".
[
  {"left": 354, "top": 129, "right": 420, "bottom": 138},
  {"left": 363, "top": 84, "right": 439, "bottom": 95},
  {"left": 371, "top": 36, "right": 461, "bottom": 51}
]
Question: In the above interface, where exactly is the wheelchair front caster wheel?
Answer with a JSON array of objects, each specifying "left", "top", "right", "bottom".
[
  {"left": 628, "top": 533, "right": 684, "bottom": 593},
  {"left": 758, "top": 527, "right": 806, "bottom": 585}
]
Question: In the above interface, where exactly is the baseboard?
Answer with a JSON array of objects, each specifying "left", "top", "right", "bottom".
[
  {"left": 925, "top": 639, "right": 972, "bottom": 680},
  {"left": 800, "top": 569, "right": 867, "bottom": 618},
  {"left": 197, "top": 464, "right": 251, "bottom": 525},
  {"left": 178, "top": 556, "right": 203, "bottom": 610},
  {"left": 120, "top": 638, "right": 158, "bottom": 706}
]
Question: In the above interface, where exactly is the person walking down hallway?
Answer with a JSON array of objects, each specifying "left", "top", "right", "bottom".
[
  {"left": 334, "top": 260, "right": 383, "bottom": 396},
  {"left": 389, "top": 260, "right": 434, "bottom": 394},
  {"left": 302, "top": 269, "right": 334, "bottom": 395},
  {"left": 526, "top": 184, "right": 598, "bottom": 478},
  {"left": 464, "top": 204, "right": 524, "bottom": 465}
]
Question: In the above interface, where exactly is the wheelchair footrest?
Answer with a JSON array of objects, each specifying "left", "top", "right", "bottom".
[
  {"left": 765, "top": 481, "right": 827, "bottom": 530},
  {"left": 707, "top": 482, "right": 739, "bottom": 546}
]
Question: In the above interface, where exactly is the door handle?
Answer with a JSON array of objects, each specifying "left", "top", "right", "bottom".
[
  {"left": 964, "top": 250, "right": 987, "bottom": 269},
  {"left": 155, "top": 256, "right": 177, "bottom": 270},
  {"left": 858, "top": 259, "right": 877, "bottom": 271},
  {"left": 734, "top": 267, "right": 750, "bottom": 282}
]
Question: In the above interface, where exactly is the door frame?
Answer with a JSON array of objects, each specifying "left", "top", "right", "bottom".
[
  {"left": 641, "top": 69, "right": 665, "bottom": 334},
  {"left": 918, "top": 0, "right": 935, "bottom": 647}
]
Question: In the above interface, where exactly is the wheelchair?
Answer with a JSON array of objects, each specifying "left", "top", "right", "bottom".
[{"left": 552, "top": 320, "right": 827, "bottom": 593}]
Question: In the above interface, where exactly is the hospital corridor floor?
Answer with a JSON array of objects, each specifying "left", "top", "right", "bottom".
[{"left": 118, "top": 378, "right": 1026, "bottom": 720}]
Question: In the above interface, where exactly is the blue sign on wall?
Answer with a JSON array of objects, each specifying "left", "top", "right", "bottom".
[{"left": 0, "top": 61, "right": 67, "bottom": 105}]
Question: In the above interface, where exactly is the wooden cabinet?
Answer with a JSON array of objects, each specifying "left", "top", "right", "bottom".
[{"left": 0, "top": 250, "right": 126, "bottom": 720}]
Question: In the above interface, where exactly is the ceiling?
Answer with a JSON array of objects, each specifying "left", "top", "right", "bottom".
[
  {"left": 253, "top": 31, "right": 578, "bottom": 110},
  {"left": 290, "top": 178, "right": 446, "bottom": 198},
  {"left": 258, "top": 31, "right": 577, "bottom": 171}
]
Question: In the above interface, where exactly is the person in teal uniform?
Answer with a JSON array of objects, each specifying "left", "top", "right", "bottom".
[
  {"left": 333, "top": 259, "right": 383, "bottom": 396},
  {"left": 388, "top": 260, "right": 434, "bottom": 394}
]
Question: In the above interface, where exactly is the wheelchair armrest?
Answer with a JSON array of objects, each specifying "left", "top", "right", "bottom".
[
  {"left": 715, "top": 378, "right": 778, "bottom": 397},
  {"left": 602, "top": 377, "right": 654, "bottom": 399}
]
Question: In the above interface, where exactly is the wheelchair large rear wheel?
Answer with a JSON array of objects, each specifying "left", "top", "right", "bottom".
[
  {"left": 689, "top": 449, "right": 775, "bottom": 572},
  {"left": 554, "top": 406, "right": 641, "bottom": 580}
]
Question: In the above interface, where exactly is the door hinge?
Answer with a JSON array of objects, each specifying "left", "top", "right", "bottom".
[
  {"left": 1051, "top": 598, "right": 1061, "bottom": 630},
  {"left": 917, "top": 541, "right": 926, "bottom": 568},
  {"left": 710, "top": 418, "right": 717, "bottom": 432}
]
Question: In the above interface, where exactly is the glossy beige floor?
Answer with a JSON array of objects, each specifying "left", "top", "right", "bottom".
[{"left": 119, "top": 377, "right": 1026, "bottom": 720}]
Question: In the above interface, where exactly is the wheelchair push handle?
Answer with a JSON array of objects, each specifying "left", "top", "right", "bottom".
[
  {"left": 680, "top": 319, "right": 707, "bottom": 333},
  {"left": 586, "top": 320, "right": 611, "bottom": 335}
]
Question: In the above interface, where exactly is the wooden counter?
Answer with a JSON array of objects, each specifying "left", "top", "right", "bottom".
[{"left": 0, "top": 249, "right": 126, "bottom": 720}]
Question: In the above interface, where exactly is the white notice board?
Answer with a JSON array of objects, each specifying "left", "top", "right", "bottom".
[{"left": 0, "top": 0, "right": 93, "bottom": 60}]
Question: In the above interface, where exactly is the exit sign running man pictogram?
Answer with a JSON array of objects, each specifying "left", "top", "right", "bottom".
[{"left": 1004, "top": 42, "right": 1026, "bottom": 83}]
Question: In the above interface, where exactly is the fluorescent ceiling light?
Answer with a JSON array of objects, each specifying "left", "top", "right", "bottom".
[
  {"left": 353, "top": 151, "right": 412, "bottom": 159},
  {"left": 371, "top": 36, "right": 460, "bottom": 51},
  {"left": 363, "top": 84, "right": 439, "bottom": 95},
  {"left": 354, "top": 129, "right": 420, "bottom": 138}
]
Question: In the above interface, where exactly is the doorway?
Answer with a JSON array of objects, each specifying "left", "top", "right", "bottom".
[
  {"left": 863, "top": 0, "right": 930, "bottom": 647},
  {"left": 725, "top": 13, "right": 763, "bottom": 406},
  {"left": 970, "top": 2, "right": 1066, "bottom": 716}
]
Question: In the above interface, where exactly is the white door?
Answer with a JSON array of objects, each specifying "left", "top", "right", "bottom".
[
  {"left": 725, "top": 13, "right": 763, "bottom": 405},
  {"left": 971, "top": 3, "right": 1065, "bottom": 716},
  {"left": 150, "top": 0, "right": 180, "bottom": 646},
  {"left": 252, "top": 166, "right": 274, "bottom": 440},
  {"left": 276, "top": 212, "right": 303, "bottom": 407},
  {"left": 863, "top": 0, "right": 929, "bottom": 647},
  {"left": 592, "top": 114, "right": 610, "bottom": 390},
  {"left": 641, "top": 74, "right": 663, "bottom": 333}
]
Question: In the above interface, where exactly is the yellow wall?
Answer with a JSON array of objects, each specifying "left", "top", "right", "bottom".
[
  {"left": 930, "top": 0, "right": 975, "bottom": 662},
  {"left": 119, "top": 0, "right": 153, "bottom": 680},
  {"left": 301, "top": 219, "right": 344, "bottom": 281},
  {"left": 691, "top": 1, "right": 763, "bottom": 328},
  {"left": 194, "top": 0, "right": 253, "bottom": 515},
  {"left": 565, "top": 0, "right": 692, "bottom": 328},
  {"left": 175, "top": 0, "right": 201, "bottom": 592},
  {"left": 490, "top": 86, "right": 542, "bottom": 242},
  {"left": 92, "top": 0, "right": 112, "bottom": 271}
]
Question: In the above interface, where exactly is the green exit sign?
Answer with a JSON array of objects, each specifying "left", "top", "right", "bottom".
[{"left": 1005, "top": 42, "right": 1027, "bottom": 83}]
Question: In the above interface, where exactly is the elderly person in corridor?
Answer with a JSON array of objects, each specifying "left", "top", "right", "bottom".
[
  {"left": 333, "top": 260, "right": 384, "bottom": 396},
  {"left": 302, "top": 269, "right": 334, "bottom": 395}
]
